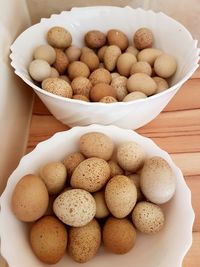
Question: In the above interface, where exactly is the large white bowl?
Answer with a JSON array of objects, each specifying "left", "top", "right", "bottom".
[
  {"left": 0, "top": 125, "right": 194, "bottom": 267},
  {"left": 10, "top": 6, "right": 199, "bottom": 129}
]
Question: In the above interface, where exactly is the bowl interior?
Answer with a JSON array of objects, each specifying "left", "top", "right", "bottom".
[{"left": 0, "top": 125, "right": 194, "bottom": 267}]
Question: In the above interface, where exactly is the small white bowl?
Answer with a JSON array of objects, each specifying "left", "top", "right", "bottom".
[
  {"left": 10, "top": 6, "right": 199, "bottom": 129},
  {"left": 0, "top": 125, "right": 194, "bottom": 267}
]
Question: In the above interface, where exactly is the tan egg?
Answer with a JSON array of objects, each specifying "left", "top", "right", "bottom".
[
  {"left": 80, "top": 132, "right": 114, "bottom": 161},
  {"left": 71, "top": 77, "right": 92, "bottom": 98},
  {"left": 137, "top": 48, "right": 162, "bottom": 66},
  {"left": 134, "top": 27, "right": 153, "bottom": 50},
  {"left": 68, "top": 219, "right": 101, "bottom": 263},
  {"left": 89, "top": 68, "right": 111, "bottom": 85},
  {"left": 153, "top": 76, "right": 169, "bottom": 93},
  {"left": 140, "top": 156, "right": 176, "bottom": 204},
  {"left": 130, "top": 61, "right": 152, "bottom": 76},
  {"left": 85, "top": 30, "right": 107, "bottom": 49},
  {"left": 63, "top": 152, "right": 85, "bottom": 177},
  {"left": 80, "top": 51, "right": 99, "bottom": 71},
  {"left": 103, "top": 45, "right": 122, "bottom": 71},
  {"left": 40, "top": 161, "right": 67, "bottom": 194},
  {"left": 33, "top": 44, "right": 56, "bottom": 65},
  {"left": 42, "top": 78, "right": 73, "bottom": 98},
  {"left": 108, "top": 160, "right": 124, "bottom": 177},
  {"left": 11, "top": 174, "right": 49, "bottom": 222},
  {"left": 53, "top": 189, "right": 96, "bottom": 226},
  {"left": 128, "top": 174, "right": 143, "bottom": 201},
  {"left": 132, "top": 201, "right": 165, "bottom": 234},
  {"left": 93, "top": 190, "right": 110, "bottom": 218},
  {"left": 123, "top": 91, "right": 147, "bottom": 102},
  {"left": 154, "top": 54, "right": 177, "bottom": 78},
  {"left": 49, "top": 67, "right": 59, "bottom": 78},
  {"left": 105, "top": 175, "right": 137, "bottom": 218},
  {"left": 107, "top": 29, "right": 129, "bottom": 51},
  {"left": 111, "top": 76, "right": 128, "bottom": 101},
  {"left": 59, "top": 75, "right": 71, "bottom": 83},
  {"left": 90, "top": 83, "right": 116, "bottom": 102},
  {"left": 73, "top": 95, "right": 90, "bottom": 101},
  {"left": 127, "top": 73, "right": 157, "bottom": 96},
  {"left": 65, "top": 45, "right": 81, "bottom": 62},
  {"left": 97, "top": 45, "right": 108, "bottom": 61},
  {"left": 47, "top": 26, "right": 72, "bottom": 49},
  {"left": 117, "top": 141, "right": 146, "bottom": 172},
  {"left": 126, "top": 46, "right": 139, "bottom": 57},
  {"left": 71, "top": 157, "right": 110, "bottom": 192},
  {"left": 81, "top": 46, "right": 94, "bottom": 54},
  {"left": 53, "top": 48, "right": 69, "bottom": 75},
  {"left": 30, "top": 216, "right": 67, "bottom": 264},
  {"left": 111, "top": 72, "right": 120, "bottom": 80},
  {"left": 117, "top": 53, "right": 137, "bottom": 77},
  {"left": 103, "top": 217, "right": 136, "bottom": 254},
  {"left": 29, "top": 59, "right": 51, "bottom": 82},
  {"left": 100, "top": 96, "right": 117, "bottom": 103},
  {"left": 68, "top": 61, "right": 90, "bottom": 80}
]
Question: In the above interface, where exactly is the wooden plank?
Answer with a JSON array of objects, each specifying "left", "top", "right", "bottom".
[
  {"left": 183, "top": 232, "right": 200, "bottom": 267},
  {"left": 191, "top": 66, "right": 200, "bottom": 79}
]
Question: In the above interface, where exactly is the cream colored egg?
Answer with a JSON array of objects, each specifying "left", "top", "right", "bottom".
[
  {"left": 33, "top": 45, "right": 56, "bottom": 65},
  {"left": 123, "top": 91, "right": 147, "bottom": 102},
  {"left": 126, "top": 46, "right": 139, "bottom": 56},
  {"left": 116, "top": 53, "right": 137, "bottom": 77},
  {"left": 130, "top": 61, "right": 152, "bottom": 76},
  {"left": 93, "top": 190, "right": 110, "bottom": 218},
  {"left": 153, "top": 76, "right": 169, "bottom": 93},
  {"left": 137, "top": 48, "right": 162, "bottom": 66},
  {"left": 50, "top": 67, "right": 59, "bottom": 78},
  {"left": 65, "top": 45, "right": 81, "bottom": 62},
  {"left": 154, "top": 54, "right": 177, "bottom": 78},
  {"left": 29, "top": 59, "right": 51, "bottom": 82}
]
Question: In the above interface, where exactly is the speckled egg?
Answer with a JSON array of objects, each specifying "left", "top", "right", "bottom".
[
  {"left": 63, "top": 152, "right": 85, "bottom": 177},
  {"left": 89, "top": 68, "right": 112, "bottom": 85},
  {"left": 93, "top": 190, "right": 110, "bottom": 219},
  {"left": 42, "top": 78, "right": 73, "bottom": 98},
  {"left": 47, "top": 26, "right": 72, "bottom": 49}
]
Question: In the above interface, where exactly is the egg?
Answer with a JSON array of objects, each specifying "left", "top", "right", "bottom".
[
  {"left": 123, "top": 91, "right": 147, "bottom": 102},
  {"left": 105, "top": 175, "right": 137, "bottom": 218},
  {"left": 65, "top": 45, "right": 81, "bottom": 62},
  {"left": 71, "top": 77, "right": 92, "bottom": 98},
  {"left": 97, "top": 45, "right": 108, "bottom": 61},
  {"left": 116, "top": 52, "right": 137, "bottom": 77},
  {"left": 30, "top": 216, "right": 67, "bottom": 264},
  {"left": 81, "top": 46, "right": 94, "bottom": 54},
  {"left": 132, "top": 201, "right": 165, "bottom": 234},
  {"left": 68, "top": 219, "right": 101, "bottom": 263},
  {"left": 59, "top": 75, "right": 71, "bottom": 83},
  {"left": 68, "top": 61, "right": 90, "bottom": 80},
  {"left": 90, "top": 83, "right": 116, "bottom": 102},
  {"left": 53, "top": 189, "right": 96, "bottom": 227},
  {"left": 73, "top": 95, "right": 90, "bottom": 101},
  {"left": 154, "top": 54, "right": 177, "bottom": 78},
  {"left": 134, "top": 27, "right": 153, "bottom": 50},
  {"left": 47, "top": 26, "right": 72, "bottom": 49},
  {"left": 111, "top": 72, "right": 120, "bottom": 80},
  {"left": 93, "top": 190, "right": 110, "bottom": 219},
  {"left": 126, "top": 46, "right": 139, "bottom": 56},
  {"left": 153, "top": 76, "right": 169, "bottom": 93},
  {"left": 42, "top": 78, "right": 73, "bottom": 98},
  {"left": 108, "top": 160, "right": 124, "bottom": 177},
  {"left": 107, "top": 29, "right": 129, "bottom": 51},
  {"left": 140, "top": 156, "right": 176, "bottom": 204},
  {"left": 137, "top": 48, "right": 162, "bottom": 66},
  {"left": 29, "top": 59, "right": 51, "bottom": 82},
  {"left": 63, "top": 152, "right": 85, "bottom": 177},
  {"left": 85, "top": 30, "right": 107, "bottom": 49},
  {"left": 128, "top": 174, "right": 143, "bottom": 201},
  {"left": 71, "top": 157, "right": 110, "bottom": 192},
  {"left": 117, "top": 141, "right": 146, "bottom": 172},
  {"left": 80, "top": 51, "right": 100, "bottom": 71},
  {"left": 89, "top": 68, "right": 112, "bottom": 85},
  {"left": 79, "top": 132, "right": 114, "bottom": 160},
  {"left": 103, "top": 45, "right": 122, "bottom": 71},
  {"left": 127, "top": 73, "right": 157, "bottom": 96},
  {"left": 49, "top": 67, "right": 59, "bottom": 78},
  {"left": 100, "top": 96, "right": 117, "bottom": 103},
  {"left": 39, "top": 161, "right": 67, "bottom": 194},
  {"left": 53, "top": 48, "right": 69, "bottom": 74},
  {"left": 33, "top": 44, "right": 56, "bottom": 65},
  {"left": 130, "top": 61, "right": 152, "bottom": 76},
  {"left": 103, "top": 217, "right": 137, "bottom": 254},
  {"left": 11, "top": 174, "right": 49, "bottom": 222},
  {"left": 111, "top": 76, "right": 128, "bottom": 101}
]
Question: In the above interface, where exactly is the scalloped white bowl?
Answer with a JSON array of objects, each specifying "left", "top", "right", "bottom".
[
  {"left": 10, "top": 6, "right": 199, "bottom": 129},
  {"left": 0, "top": 125, "right": 194, "bottom": 267}
]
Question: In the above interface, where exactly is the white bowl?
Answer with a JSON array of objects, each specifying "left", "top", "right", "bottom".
[
  {"left": 10, "top": 6, "right": 199, "bottom": 129},
  {"left": 0, "top": 125, "right": 194, "bottom": 267}
]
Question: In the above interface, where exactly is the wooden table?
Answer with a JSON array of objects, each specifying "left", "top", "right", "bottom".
[{"left": 27, "top": 69, "right": 200, "bottom": 266}]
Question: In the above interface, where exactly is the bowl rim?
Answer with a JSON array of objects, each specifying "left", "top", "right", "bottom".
[{"left": 10, "top": 6, "right": 200, "bottom": 106}]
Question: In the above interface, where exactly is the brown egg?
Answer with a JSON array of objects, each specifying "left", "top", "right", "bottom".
[
  {"left": 65, "top": 45, "right": 81, "bottom": 62},
  {"left": 130, "top": 61, "right": 152, "bottom": 76},
  {"left": 68, "top": 219, "right": 101, "bottom": 263},
  {"left": 30, "top": 216, "right": 67, "bottom": 264},
  {"left": 117, "top": 53, "right": 137, "bottom": 77},
  {"left": 153, "top": 76, "right": 169, "bottom": 93},
  {"left": 85, "top": 30, "right": 107, "bottom": 49},
  {"left": 80, "top": 51, "right": 99, "bottom": 71},
  {"left": 103, "top": 217, "right": 136, "bottom": 254},
  {"left": 47, "top": 26, "right": 72, "bottom": 49},
  {"left": 97, "top": 45, "right": 108, "bottom": 61},
  {"left": 111, "top": 76, "right": 128, "bottom": 101},
  {"left": 107, "top": 29, "right": 129, "bottom": 50},
  {"left": 126, "top": 46, "right": 139, "bottom": 57},
  {"left": 68, "top": 61, "right": 90, "bottom": 80},
  {"left": 108, "top": 160, "right": 124, "bottom": 177},
  {"left": 11, "top": 174, "right": 49, "bottom": 222},
  {"left": 73, "top": 95, "right": 90, "bottom": 101},
  {"left": 103, "top": 45, "right": 121, "bottom": 71},
  {"left": 71, "top": 77, "right": 92, "bottom": 98},
  {"left": 42, "top": 78, "right": 73, "bottom": 98},
  {"left": 90, "top": 83, "right": 116, "bottom": 102},
  {"left": 63, "top": 152, "right": 85, "bottom": 177},
  {"left": 53, "top": 48, "right": 69, "bottom": 75},
  {"left": 134, "top": 28, "right": 153, "bottom": 50},
  {"left": 71, "top": 157, "right": 110, "bottom": 192},
  {"left": 100, "top": 96, "right": 117, "bottom": 103},
  {"left": 89, "top": 68, "right": 112, "bottom": 85},
  {"left": 154, "top": 54, "right": 177, "bottom": 78},
  {"left": 93, "top": 191, "right": 110, "bottom": 219}
]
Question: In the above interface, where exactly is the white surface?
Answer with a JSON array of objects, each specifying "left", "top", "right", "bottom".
[
  {"left": 10, "top": 6, "right": 199, "bottom": 129},
  {"left": 0, "top": 125, "right": 194, "bottom": 267}
]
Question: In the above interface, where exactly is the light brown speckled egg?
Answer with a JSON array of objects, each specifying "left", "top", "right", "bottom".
[
  {"left": 100, "top": 96, "right": 117, "bottom": 103},
  {"left": 111, "top": 76, "right": 128, "bottom": 101},
  {"left": 132, "top": 201, "right": 165, "bottom": 234},
  {"left": 53, "top": 48, "right": 69, "bottom": 75},
  {"left": 85, "top": 30, "right": 107, "bottom": 49},
  {"left": 134, "top": 28, "right": 153, "bottom": 50},
  {"left": 89, "top": 68, "right": 112, "bottom": 85},
  {"left": 71, "top": 157, "right": 110, "bottom": 192},
  {"left": 108, "top": 160, "right": 124, "bottom": 177},
  {"left": 105, "top": 175, "right": 137, "bottom": 218},
  {"left": 93, "top": 190, "right": 110, "bottom": 219},
  {"left": 117, "top": 141, "right": 146, "bottom": 172},
  {"left": 42, "top": 78, "right": 73, "bottom": 98},
  {"left": 63, "top": 152, "right": 85, "bottom": 177},
  {"left": 53, "top": 189, "right": 96, "bottom": 227},
  {"left": 68, "top": 219, "right": 101, "bottom": 263},
  {"left": 71, "top": 77, "right": 92, "bottom": 98},
  {"left": 47, "top": 26, "right": 72, "bottom": 49},
  {"left": 79, "top": 132, "right": 114, "bottom": 160}
]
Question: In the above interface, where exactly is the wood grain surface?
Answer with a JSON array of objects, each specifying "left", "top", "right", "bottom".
[{"left": 26, "top": 68, "right": 200, "bottom": 266}]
